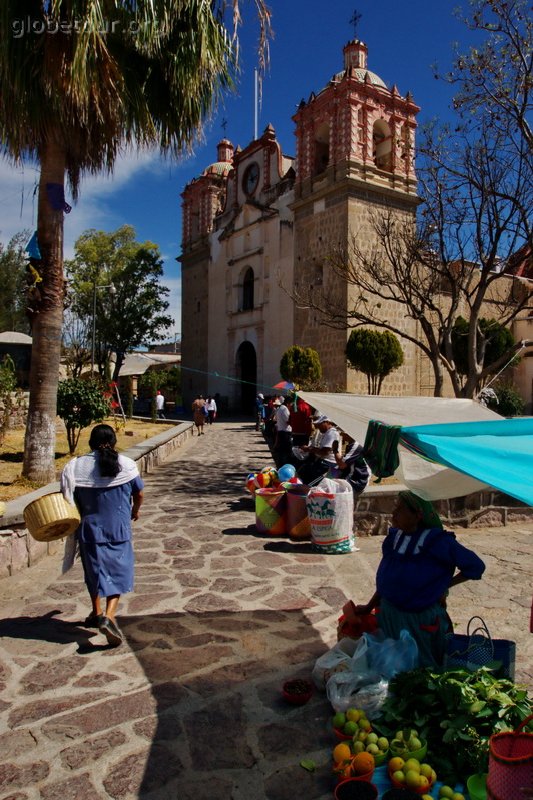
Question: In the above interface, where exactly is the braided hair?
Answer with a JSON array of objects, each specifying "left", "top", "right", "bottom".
[{"left": 88, "top": 424, "right": 120, "bottom": 477}]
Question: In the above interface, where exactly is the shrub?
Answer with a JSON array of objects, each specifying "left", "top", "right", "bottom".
[
  {"left": 57, "top": 378, "right": 111, "bottom": 454},
  {"left": 486, "top": 381, "right": 525, "bottom": 417}
]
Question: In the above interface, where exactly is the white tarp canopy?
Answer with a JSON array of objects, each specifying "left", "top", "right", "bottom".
[{"left": 298, "top": 392, "right": 502, "bottom": 500}]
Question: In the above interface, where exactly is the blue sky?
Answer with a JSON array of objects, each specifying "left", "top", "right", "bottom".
[{"left": 0, "top": 0, "right": 481, "bottom": 340}]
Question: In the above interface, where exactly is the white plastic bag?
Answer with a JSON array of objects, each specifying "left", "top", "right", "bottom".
[
  {"left": 326, "top": 671, "right": 389, "bottom": 717},
  {"left": 311, "top": 637, "right": 358, "bottom": 690}
]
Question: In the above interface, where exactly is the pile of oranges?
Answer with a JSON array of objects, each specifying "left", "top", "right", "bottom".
[{"left": 333, "top": 743, "right": 375, "bottom": 781}]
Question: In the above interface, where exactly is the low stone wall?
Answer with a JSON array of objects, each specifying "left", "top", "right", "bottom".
[
  {"left": 354, "top": 484, "right": 533, "bottom": 535},
  {"left": 0, "top": 421, "right": 194, "bottom": 578}
]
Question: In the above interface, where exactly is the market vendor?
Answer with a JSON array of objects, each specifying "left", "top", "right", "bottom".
[{"left": 353, "top": 491, "right": 486, "bottom": 668}]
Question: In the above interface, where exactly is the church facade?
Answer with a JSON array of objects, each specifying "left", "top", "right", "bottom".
[{"left": 180, "top": 39, "right": 432, "bottom": 411}]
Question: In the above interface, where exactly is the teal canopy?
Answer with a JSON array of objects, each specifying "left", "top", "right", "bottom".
[{"left": 400, "top": 418, "right": 533, "bottom": 507}]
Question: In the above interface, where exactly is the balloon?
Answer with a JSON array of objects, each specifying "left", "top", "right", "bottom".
[
  {"left": 245, "top": 474, "right": 256, "bottom": 494},
  {"left": 277, "top": 464, "right": 296, "bottom": 482}
]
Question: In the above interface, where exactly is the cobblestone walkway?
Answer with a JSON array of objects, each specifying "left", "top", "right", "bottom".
[{"left": 0, "top": 421, "right": 532, "bottom": 800}]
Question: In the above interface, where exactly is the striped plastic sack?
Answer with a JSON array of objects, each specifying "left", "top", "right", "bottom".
[{"left": 306, "top": 478, "right": 355, "bottom": 554}]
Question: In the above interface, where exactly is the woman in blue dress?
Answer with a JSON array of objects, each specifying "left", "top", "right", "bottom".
[
  {"left": 354, "top": 491, "right": 485, "bottom": 667},
  {"left": 61, "top": 424, "right": 144, "bottom": 646}
]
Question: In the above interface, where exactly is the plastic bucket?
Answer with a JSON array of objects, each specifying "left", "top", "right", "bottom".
[
  {"left": 284, "top": 484, "right": 311, "bottom": 540},
  {"left": 255, "top": 488, "right": 287, "bottom": 535}
]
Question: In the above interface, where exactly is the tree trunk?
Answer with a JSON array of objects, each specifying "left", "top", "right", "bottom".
[{"left": 22, "top": 140, "right": 66, "bottom": 483}]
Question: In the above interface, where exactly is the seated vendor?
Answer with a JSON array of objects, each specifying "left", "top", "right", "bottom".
[{"left": 297, "top": 415, "right": 340, "bottom": 485}]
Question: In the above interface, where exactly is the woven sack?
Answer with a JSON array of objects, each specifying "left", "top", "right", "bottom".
[
  {"left": 487, "top": 713, "right": 533, "bottom": 800},
  {"left": 306, "top": 478, "right": 355, "bottom": 554},
  {"left": 23, "top": 492, "right": 80, "bottom": 542},
  {"left": 254, "top": 488, "right": 287, "bottom": 536}
]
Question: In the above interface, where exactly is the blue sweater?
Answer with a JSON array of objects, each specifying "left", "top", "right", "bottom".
[{"left": 376, "top": 526, "right": 485, "bottom": 612}]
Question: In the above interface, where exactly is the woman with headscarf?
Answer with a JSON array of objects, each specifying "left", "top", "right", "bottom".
[
  {"left": 354, "top": 491, "right": 485, "bottom": 667},
  {"left": 60, "top": 424, "right": 144, "bottom": 647}
]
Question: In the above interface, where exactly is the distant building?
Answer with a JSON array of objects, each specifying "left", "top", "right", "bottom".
[{"left": 0, "top": 331, "right": 32, "bottom": 388}]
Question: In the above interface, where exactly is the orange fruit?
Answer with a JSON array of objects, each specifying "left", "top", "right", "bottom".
[
  {"left": 351, "top": 751, "right": 374, "bottom": 776},
  {"left": 333, "top": 743, "right": 352, "bottom": 764}
]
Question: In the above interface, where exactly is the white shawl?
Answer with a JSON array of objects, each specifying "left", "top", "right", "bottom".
[
  {"left": 60, "top": 452, "right": 140, "bottom": 505},
  {"left": 60, "top": 452, "right": 140, "bottom": 573}
]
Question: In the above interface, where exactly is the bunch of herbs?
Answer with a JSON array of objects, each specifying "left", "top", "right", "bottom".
[{"left": 376, "top": 667, "right": 532, "bottom": 784}]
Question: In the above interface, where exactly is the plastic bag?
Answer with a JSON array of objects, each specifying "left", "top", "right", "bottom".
[
  {"left": 365, "top": 629, "right": 419, "bottom": 679},
  {"left": 311, "top": 637, "right": 358, "bottom": 690},
  {"left": 325, "top": 630, "right": 418, "bottom": 716},
  {"left": 326, "top": 671, "right": 389, "bottom": 717}
]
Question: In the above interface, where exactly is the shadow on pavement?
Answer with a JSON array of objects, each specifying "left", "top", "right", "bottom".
[{"left": 16, "top": 609, "right": 333, "bottom": 799}]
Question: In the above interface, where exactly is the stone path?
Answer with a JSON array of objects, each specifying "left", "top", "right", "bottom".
[{"left": 0, "top": 421, "right": 532, "bottom": 800}]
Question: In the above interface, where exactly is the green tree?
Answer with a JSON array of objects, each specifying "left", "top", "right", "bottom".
[
  {"left": 451, "top": 317, "right": 520, "bottom": 386},
  {"left": 346, "top": 329, "right": 404, "bottom": 395},
  {"left": 57, "top": 378, "right": 111, "bottom": 454},
  {"left": 66, "top": 226, "right": 173, "bottom": 380},
  {"left": 0, "top": 233, "right": 31, "bottom": 334},
  {"left": 0, "top": 0, "right": 268, "bottom": 482},
  {"left": 0, "top": 355, "right": 21, "bottom": 445},
  {"left": 280, "top": 345, "right": 322, "bottom": 389},
  {"left": 486, "top": 380, "right": 525, "bottom": 417}
]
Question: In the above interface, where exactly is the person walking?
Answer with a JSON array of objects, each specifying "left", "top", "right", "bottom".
[
  {"left": 206, "top": 396, "right": 217, "bottom": 424},
  {"left": 60, "top": 424, "right": 144, "bottom": 647},
  {"left": 155, "top": 390, "right": 166, "bottom": 419},
  {"left": 192, "top": 395, "right": 206, "bottom": 435}
]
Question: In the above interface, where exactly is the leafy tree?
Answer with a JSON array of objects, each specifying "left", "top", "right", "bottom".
[
  {"left": 451, "top": 317, "right": 520, "bottom": 384},
  {"left": 0, "top": 0, "right": 269, "bottom": 482},
  {"left": 66, "top": 226, "right": 173, "bottom": 380},
  {"left": 280, "top": 345, "right": 322, "bottom": 389},
  {"left": 346, "top": 329, "right": 404, "bottom": 395},
  {"left": 57, "top": 378, "right": 110, "bottom": 454},
  {"left": 486, "top": 380, "right": 525, "bottom": 417},
  {"left": 0, "top": 355, "right": 21, "bottom": 445},
  {"left": 0, "top": 233, "right": 31, "bottom": 334},
  {"left": 138, "top": 370, "right": 160, "bottom": 423},
  {"left": 293, "top": 0, "right": 532, "bottom": 399}
]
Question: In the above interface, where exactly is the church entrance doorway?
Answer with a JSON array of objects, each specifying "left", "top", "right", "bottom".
[{"left": 236, "top": 341, "right": 256, "bottom": 414}]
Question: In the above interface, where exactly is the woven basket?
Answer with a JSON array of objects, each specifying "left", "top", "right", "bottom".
[
  {"left": 487, "top": 713, "right": 533, "bottom": 800},
  {"left": 23, "top": 493, "right": 80, "bottom": 542}
]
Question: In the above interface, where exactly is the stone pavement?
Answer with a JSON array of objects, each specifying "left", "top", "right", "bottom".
[{"left": 0, "top": 421, "right": 531, "bottom": 800}]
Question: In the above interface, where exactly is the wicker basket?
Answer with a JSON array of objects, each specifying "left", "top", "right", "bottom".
[{"left": 23, "top": 493, "right": 80, "bottom": 542}]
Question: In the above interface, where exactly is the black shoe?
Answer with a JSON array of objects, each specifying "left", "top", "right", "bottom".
[
  {"left": 99, "top": 616, "right": 123, "bottom": 647},
  {"left": 84, "top": 613, "right": 105, "bottom": 628}
]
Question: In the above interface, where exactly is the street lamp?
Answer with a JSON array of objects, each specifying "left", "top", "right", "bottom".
[{"left": 91, "top": 282, "right": 116, "bottom": 374}]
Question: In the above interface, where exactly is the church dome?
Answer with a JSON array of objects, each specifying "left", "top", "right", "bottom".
[
  {"left": 204, "top": 161, "right": 233, "bottom": 177},
  {"left": 330, "top": 67, "right": 387, "bottom": 89}
]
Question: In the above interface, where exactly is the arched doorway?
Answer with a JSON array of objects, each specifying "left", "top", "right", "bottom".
[{"left": 236, "top": 341, "right": 257, "bottom": 414}]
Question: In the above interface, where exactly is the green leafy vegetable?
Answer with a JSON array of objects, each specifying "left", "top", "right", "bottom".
[
  {"left": 300, "top": 759, "right": 316, "bottom": 772},
  {"left": 377, "top": 667, "right": 532, "bottom": 784}
]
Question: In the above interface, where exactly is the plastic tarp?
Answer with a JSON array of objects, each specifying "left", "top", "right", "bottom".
[
  {"left": 401, "top": 418, "right": 533, "bottom": 507},
  {"left": 298, "top": 392, "right": 511, "bottom": 501}
]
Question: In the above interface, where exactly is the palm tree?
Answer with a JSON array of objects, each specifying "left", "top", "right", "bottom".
[{"left": 0, "top": 0, "right": 267, "bottom": 482}]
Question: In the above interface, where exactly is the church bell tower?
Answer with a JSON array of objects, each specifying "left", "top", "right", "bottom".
[{"left": 291, "top": 39, "right": 420, "bottom": 391}]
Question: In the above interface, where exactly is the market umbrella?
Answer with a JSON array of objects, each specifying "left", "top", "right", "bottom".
[{"left": 273, "top": 380, "right": 295, "bottom": 390}]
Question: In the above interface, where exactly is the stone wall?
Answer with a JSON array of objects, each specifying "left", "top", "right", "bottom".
[
  {"left": 0, "top": 422, "right": 194, "bottom": 579},
  {"left": 354, "top": 485, "right": 533, "bottom": 535}
]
